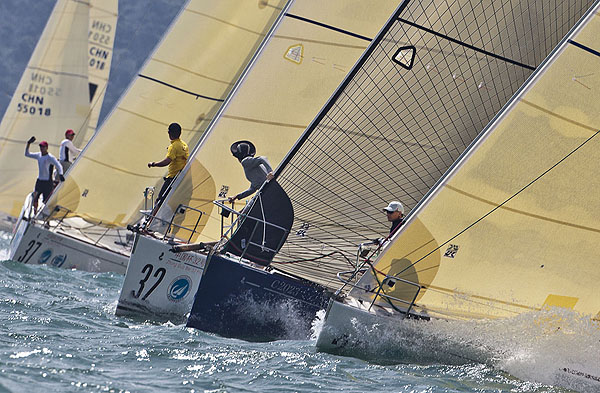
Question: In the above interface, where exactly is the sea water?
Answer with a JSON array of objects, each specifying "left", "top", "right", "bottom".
[{"left": 0, "top": 231, "right": 598, "bottom": 393}]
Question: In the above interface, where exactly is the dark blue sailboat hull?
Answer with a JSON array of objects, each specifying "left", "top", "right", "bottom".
[{"left": 186, "top": 253, "right": 331, "bottom": 341}]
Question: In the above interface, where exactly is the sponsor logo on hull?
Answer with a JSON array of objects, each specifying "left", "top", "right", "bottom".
[{"left": 167, "top": 276, "right": 192, "bottom": 303}]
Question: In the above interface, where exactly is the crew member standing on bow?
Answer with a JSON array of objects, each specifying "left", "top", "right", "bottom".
[
  {"left": 59, "top": 129, "right": 81, "bottom": 174},
  {"left": 147, "top": 122, "right": 188, "bottom": 211},
  {"left": 25, "top": 136, "right": 64, "bottom": 212},
  {"left": 228, "top": 140, "right": 274, "bottom": 203}
]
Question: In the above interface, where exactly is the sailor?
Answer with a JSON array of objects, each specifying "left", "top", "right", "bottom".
[
  {"left": 58, "top": 129, "right": 81, "bottom": 174},
  {"left": 383, "top": 201, "right": 405, "bottom": 236},
  {"left": 147, "top": 122, "right": 189, "bottom": 210},
  {"left": 228, "top": 140, "right": 274, "bottom": 203},
  {"left": 25, "top": 136, "right": 64, "bottom": 211}
]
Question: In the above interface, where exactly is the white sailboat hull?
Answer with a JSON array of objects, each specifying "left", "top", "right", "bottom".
[
  {"left": 8, "top": 220, "right": 128, "bottom": 273},
  {"left": 316, "top": 298, "right": 405, "bottom": 352},
  {"left": 115, "top": 234, "right": 205, "bottom": 323}
]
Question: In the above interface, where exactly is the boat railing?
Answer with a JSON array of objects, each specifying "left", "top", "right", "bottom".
[
  {"left": 143, "top": 186, "right": 155, "bottom": 212},
  {"left": 336, "top": 268, "right": 421, "bottom": 316},
  {"left": 42, "top": 205, "right": 72, "bottom": 229},
  {"left": 213, "top": 199, "right": 241, "bottom": 238},
  {"left": 136, "top": 203, "right": 205, "bottom": 244},
  {"left": 213, "top": 199, "right": 290, "bottom": 259}
]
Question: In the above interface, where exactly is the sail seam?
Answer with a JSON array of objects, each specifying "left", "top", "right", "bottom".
[
  {"left": 568, "top": 39, "right": 600, "bottom": 57},
  {"left": 397, "top": 18, "right": 536, "bottom": 71},
  {"left": 396, "top": 127, "right": 600, "bottom": 276},
  {"left": 26, "top": 66, "right": 87, "bottom": 80},
  {"left": 284, "top": 13, "right": 372, "bottom": 42},
  {"left": 137, "top": 74, "right": 224, "bottom": 102}
]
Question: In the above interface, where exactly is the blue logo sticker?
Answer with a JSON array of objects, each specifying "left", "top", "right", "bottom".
[
  {"left": 167, "top": 276, "right": 192, "bottom": 302},
  {"left": 50, "top": 254, "right": 67, "bottom": 268},
  {"left": 38, "top": 249, "right": 52, "bottom": 264}
]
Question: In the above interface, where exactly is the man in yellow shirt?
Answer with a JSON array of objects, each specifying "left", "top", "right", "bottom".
[{"left": 147, "top": 122, "right": 189, "bottom": 210}]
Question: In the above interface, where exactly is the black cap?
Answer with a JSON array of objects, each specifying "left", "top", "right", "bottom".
[{"left": 230, "top": 140, "right": 256, "bottom": 161}]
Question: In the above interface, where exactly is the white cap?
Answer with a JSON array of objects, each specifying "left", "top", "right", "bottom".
[{"left": 383, "top": 201, "right": 404, "bottom": 214}]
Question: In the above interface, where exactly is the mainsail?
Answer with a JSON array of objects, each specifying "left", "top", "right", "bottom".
[
  {"left": 156, "top": 0, "right": 400, "bottom": 243},
  {"left": 267, "top": 0, "right": 594, "bottom": 291},
  {"left": 45, "top": 0, "right": 288, "bottom": 231},
  {"left": 0, "top": 0, "right": 91, "bottom": 221},
  {"left": 352, "top": 1, "right": 600, "bottom": 320}
]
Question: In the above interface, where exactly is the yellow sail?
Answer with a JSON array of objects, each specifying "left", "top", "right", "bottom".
[
  {"left": 78, "top": 0, "right": 119, "bottom": 147},
  {"left": 158, "top": 0, "right": 400, "bottom": 243},
  {"left": 0, "top": 0, "right": 90, "bottom": 220},
  {"left": 46, "top": 0, "right": 288, "bottom": 227},
  {"left": 261, "top": 0, "right": 594, "bottom": 291},
  {"left": 359, "top": 3, "right": 600, "bottom": 321}
]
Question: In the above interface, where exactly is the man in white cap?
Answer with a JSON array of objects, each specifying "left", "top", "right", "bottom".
[{"left": 383, "top": 201, "right": 405, "bottom": 237}]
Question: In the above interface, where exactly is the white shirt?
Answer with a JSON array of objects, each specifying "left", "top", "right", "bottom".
[
  {"left": 59, "top": 139, "right": 81, "bottom": 162},
  {"left": 25, "top": 147, "right": 63, "bottom": 180}
]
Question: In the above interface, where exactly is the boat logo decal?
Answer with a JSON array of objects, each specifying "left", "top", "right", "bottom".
[
  {"left": 38, "top": 249, "right": 52, "bottom": 264},
  {"left": 218, "top": 185, "right": 229, "bottom": 198},
  {"left": 51, "top": 254, "right": 67, "bottom": 268},
  {"left": 167, "top": 275, "right": 192, "bottom": 302},
  {"left": 284, "top": 44, "right": 303, "bottom": 64},
  {"left": 295, "top": 222, "right": 309, "bottom": 237},
  {"left": 443, "top": 244, "right": 459, "bottom": 258}
]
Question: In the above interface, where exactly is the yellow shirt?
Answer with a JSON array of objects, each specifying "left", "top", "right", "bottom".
[{"left": 166, "top": 138, "right": 188, "bottom": 178}]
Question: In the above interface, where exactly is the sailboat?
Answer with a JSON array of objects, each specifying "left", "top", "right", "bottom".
[
  {"left": 8, "top": 0, "right": 290, "bottom": 273},
  {"left": 317, "top": 1, "right": 600, "bottom": 382},
  {"left": 177, "top": 0, "right": 594, "bottom": 341},
  {"left": 0, "top": 0, "right": 117, "bottom": 232},
  {"left": 115, "top": 0, "right": 400, "bottom": 324}
]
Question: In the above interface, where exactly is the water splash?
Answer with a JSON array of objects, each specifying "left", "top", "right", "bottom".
[{"left": 320, "top": 306, "right": 600, "bottom": 391}]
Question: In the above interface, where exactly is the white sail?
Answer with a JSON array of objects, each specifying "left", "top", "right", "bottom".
[
  {"left": 353, "top": 1, "right": 600, "bottom": 321},
  {"left": 264, "top": 0, "right": 594, "bottom": 291},
  {"left": 156, "top": 0, "right": 401, "bottom": 244},
  {"left": 0, "top": 0, "right": 90, "bottom": 221}
]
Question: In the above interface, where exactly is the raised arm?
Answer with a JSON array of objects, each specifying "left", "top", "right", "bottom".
[{"left": 25, "top": 138, "right": 37, "bottom": 159}]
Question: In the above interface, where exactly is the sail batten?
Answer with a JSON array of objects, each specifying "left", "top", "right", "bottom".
[{"left": 266, "top": 0, "right": 595, "bottom": 291}]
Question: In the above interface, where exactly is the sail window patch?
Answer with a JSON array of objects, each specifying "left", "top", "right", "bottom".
[
  {"left": 391, "top": 46, "right": 415, "bottom": 70},
  {"left": 284, "top": 44, "right": 304, "bottom": 64}
]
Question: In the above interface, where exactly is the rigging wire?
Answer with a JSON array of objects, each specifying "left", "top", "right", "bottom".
[{"left": 395, "top": 127, "right": 600, "bottom": 277}]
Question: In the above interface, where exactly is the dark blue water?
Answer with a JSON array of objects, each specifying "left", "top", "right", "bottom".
[{"left": 0, "top": 230, "right": 598, "bottom": 392}]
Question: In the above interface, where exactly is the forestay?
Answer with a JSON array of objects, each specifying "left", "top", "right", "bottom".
[
  {"left": 157, "top": 0, "right": 400, "bottom": 243},
  {"left": 0, "top": 0, "right": 90, "bottom": 220},
  {"left": 270, "top": 0, "right": 594, "bottom": 291},
  {"left": 45, "top": 0, "right": 288, "bottom": 228},
  {"left": 354, "top": 1, "right": 600, "bottom": 320}
]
